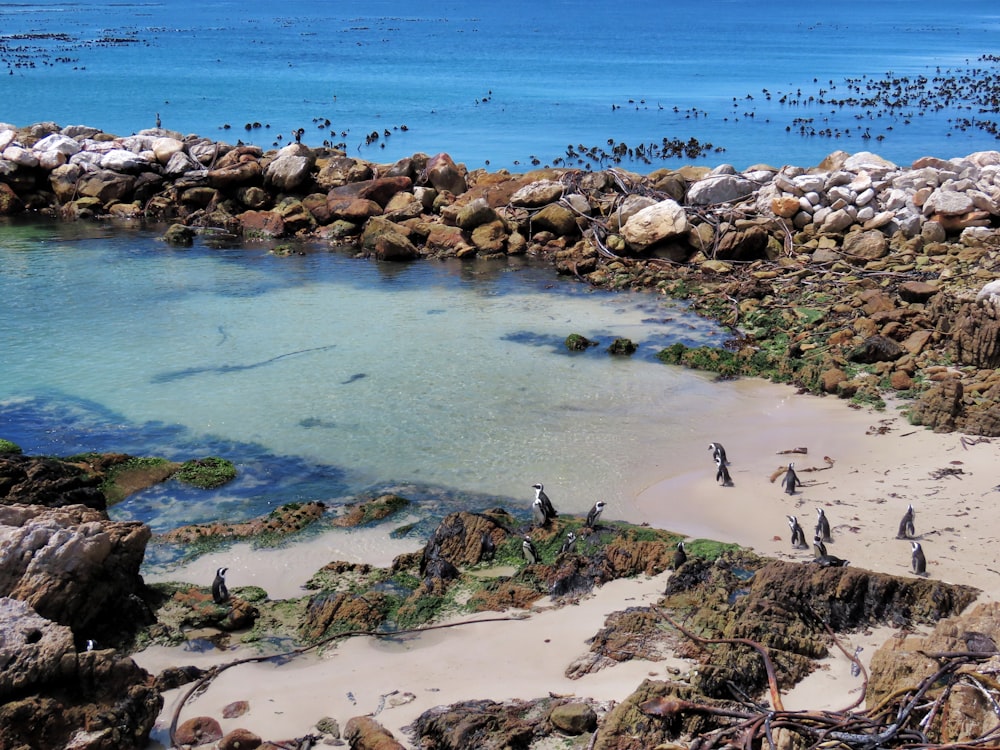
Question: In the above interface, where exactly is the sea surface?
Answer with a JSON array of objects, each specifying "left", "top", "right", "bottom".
[
  {"left": 1, "top": 0, "right": 998, "bottom": 171},
  {"left": 1, "top": 1, "right": 998, "bottom": 565}
]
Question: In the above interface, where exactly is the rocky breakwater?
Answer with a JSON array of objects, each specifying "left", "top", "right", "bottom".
[
  {"left": 4, "top": 121, "right": 1000, "bottom": 430},
  {"left": 0, "top": 450, "right": 162, "bottom": 750}
]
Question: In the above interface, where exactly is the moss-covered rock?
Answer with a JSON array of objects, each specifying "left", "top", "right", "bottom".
[{"left": 174, "top": 456, "right": 237, "bottom": 489}]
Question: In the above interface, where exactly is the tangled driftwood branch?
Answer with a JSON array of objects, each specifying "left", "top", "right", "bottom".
[{"left": 648, "top": 605, "right": 1000, "bottom": 749}]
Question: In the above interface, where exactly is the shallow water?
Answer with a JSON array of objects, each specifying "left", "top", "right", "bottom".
[{"left": 0, "top": 217, "right": 740, "bottom": 547}]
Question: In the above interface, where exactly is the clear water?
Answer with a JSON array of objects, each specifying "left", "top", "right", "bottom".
[
  {"left": 1, "top": 0, "right": 998, "bottom": 171},
  {"left": 0, "top": 218, "right": 734, "bottom": 539}
]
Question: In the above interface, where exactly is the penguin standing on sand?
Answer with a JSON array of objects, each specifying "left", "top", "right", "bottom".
[
  {"left": 522, "top": 535, "right": 539, "bottom": 564},
  {"left": 672, "top": 541, "right": 688, "bottom": 570},
  {"left": 586, "top": 500, "right": 606, "bottom": 529},
  {"left": 897, "top": 504, "right": 916, "bottom": 539},
  {"left": 559, "top": 530, "right": 577, "bottom": 554},
  {"left": 782, "top": 463, "right": 800, "bottom": 495},
  {"left": 708, "top": 442, "right": 728, "bottom": 466},
  {"left": 787, "top": 515, "right": 807, "bottom": 549},
  {"left": 212, "top": 567, "right": 230, "bottom": 604},
  {"left": 911, "top": 541, "right": 927, "bottom": 576},
  {"left": 715, "top": 456, "right": 733, "bottom": 486},
  {"left": 531, "top": 483, "right": 558, "bottom": 525},
  {"left": 815, "top": 508, "right": 832, "bottom": 542}
]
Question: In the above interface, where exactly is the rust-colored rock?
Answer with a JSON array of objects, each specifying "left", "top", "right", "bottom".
[
  {"left": 343, "top": 715, "right": 407, "bottom": 750},
  {"left": 175, "top": 716, "right": 224, "bottom": 747}
]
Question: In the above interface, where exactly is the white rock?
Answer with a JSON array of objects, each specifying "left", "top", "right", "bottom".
[
  {"left": 849, "top": 171, "right": 873, "bottom": 192},
  {"left": 620, "top": 198, "right": 689, "bottom": 250},
  {"left": 152, "top": 137, "right": 185, "bottom": 165},
  {"left": 37, "top": 150, "right": 67, "bottom": 170},
  {"left": 2, "top": 145, "right": 38, "bottom": 168},
  {"left": 100, "top": 148, "right": 150, "bottom": 172},
  {"left": 792, "top": 174, "right": 826, "bottom": 193},
  {"left": 975, "top": 278, "right": 1000, "bottom": 302},
  {"left": 842, "top": 151, "right": 898, "bottom": 176},
  {"left": 855, "top": 188, "right": 875, "bottom": 206},
  {"left": 0, "top": 129, "right": 16, "bottom": 151},
  {"left": 923, "top": 189, "right": 974, "bottom": 216},
  {"left": 32, "top": 133, "right": 81, "bottom": 157}
]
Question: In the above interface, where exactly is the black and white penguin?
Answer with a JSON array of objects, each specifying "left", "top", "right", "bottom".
[
  {"left": 782, "top": 463, "right": 800, "bottom": 495},
  {"left": 812, "top": 536, "right": 848, "bottom": 567},
  {"left": 672, "top": 541, "right": 688, "bottom": 570},
  {"left": 787, "top": 515, "right": 807, "bottom": 549},
  {"left": 708, "top": 442, "right": 728, "bottom": 465},
  {"left": 715, "top": 455, "right": 733, "bottom": 486},
  {"left": 586, "top": 500, "right": 606, "bottom": 529},
  {"left": 896, "top": 504, "right": 916, "bottom": 539},
  {"left": 531, "top": 483, "right": 558, "bottom": 524},
  {"left": 559, "top": 530, "right": 577, "bottom": 554},
  {"left": 211, "top": 567, "right": 230, "bottom": 604},
  {"left": 815, "top": 507, "right": 832, "bottom": 542},
  {"left": 522, "top": 535, "right": 539, "bottom": 564},
  {"left": 532, "top": 497, "right": 551, "bottom": 527},
  {"left": 911, "top": 541, "right": 927, "bottom": 576}
]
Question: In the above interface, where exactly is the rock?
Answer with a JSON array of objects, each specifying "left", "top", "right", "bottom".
[
  {"left": 407, "top": 699, "right": 539, "bottom": 750},
  {"left": 100, "top": 149, "right": 150, "bottom": 173},
  {"left": 162, "top": 223, "right": 195, "bottom": 246},
  {"left": 910, "top": 376, "right": 963, "bottom": 432},
  {"left": 0, "top": 598, "right": 162, "bottom": 750},
  {"left": 848, "top": 335, "right": 904, "bottom": 364},
  {"left": 300, "top": 590, "right": 389, "bottom": 640},
  {"left": 423, "top": 153, "right": 466, "bottom": 195},
  {"left": 208, "top": 160, "right": 263, "bottom": 189},
  {"left": 238, "top": 210, "right": 286, "bottom": 239},
  {"left": 714, "top": 224, "right": 768, "bottom": 261},
  {"left": 607, "top": 338, "right": 637, "bottom": 356},
  {"left": 0, "top": 453, "right": 106, "bottom": 509},
  {"left": 686, "top": 173, "right": 756, "bottom": 205},
  {"left": 151, "top": 136, "right": 185, "bottom": 164},
  {"left": 359, "top": 216, "right": 418, "bottom": 261},
  {"left": 420, "top": 510, "right": 514, "bottom": 568},
  {"left": 510, "top": 179, "right": 563, "bottom": 208},
  {"left": 0, "top": 181, "right": 24, "bottom": 214},
  {"left": 218, "top": 728, "right": 262, "bottom": 750},
  {"left": 265, "top": 150, "right": 314, "bottom": 193},
  {"left": 0, "top": 503, "right": 153, "bottom": 641},
  {"left": 175, "top": 716, "right": 224, "bottom": 747},
  {"left": 549, "top": 702, "right": 598, "bottom": 734},
  {"left": 842, "top": 229, "right": 888, "bottom": 263},
  {"left": 76, "top": 169, "right": 135, "bottom": 205},
  {"left": 344, "top": 715, "right": 407, "bottom": 750},
  {"left": 952, "top": 300, "right": 1000, "bottom": 369},
  {"left": 620, "top": 199, "right": 688, "bottom": 251},
  {"left": 898, "top": 280, "right": 939, "bottom": 303},
  {"left": 532, "top": 202, "right": 578, "bottom": 236}
]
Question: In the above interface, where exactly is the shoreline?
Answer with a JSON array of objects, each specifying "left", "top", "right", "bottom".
[{"left": 133, "top": 380, "right": 1000, "bottom": 746}]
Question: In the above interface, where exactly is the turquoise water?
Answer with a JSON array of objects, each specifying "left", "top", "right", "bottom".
[
  {"left": 1, "top": 0, "right": 998, "bottom": 170},
  {"left": 0, "top": 219, "right": 735, "bottom": 538}
]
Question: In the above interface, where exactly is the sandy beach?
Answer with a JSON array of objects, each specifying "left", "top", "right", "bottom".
[{"left": 134, "top": 381, "right": 1000, "bottom": 747}]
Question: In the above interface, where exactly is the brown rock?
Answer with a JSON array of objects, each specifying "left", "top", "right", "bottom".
[
  {"left": 533, "top": 203, "right": 579, "bottom": 236},
  {"left": 820, "top": 367, "right": 848, "bottom": 394},
  {"left": 549, "top": 702, "right": 598, "bottom": 734},
  {"left": 471, "top": 220, "right": 509, "bottom": 253},
  {"left": 910, "top": 377, "right": 964, "bottom": 432},
  {"left": 847, "top": 334, "right": 903, "bottom": 364},
  {"left": 889, "top": 370, "right": 913, "bottom": 390},
  {"left": 222, "top": 700, "right": 250, "bottom": 719},
  {"left": 300, "top": 590, "right": 389, "bottom": 640},
  {"left": 842, "top": 229, "right": 888, "bottom": 264},
  {"left": 898, "top": 280, "right": 939, "bottom": 303},
  {"left": 175, "top": 716, "right": 224, "bottom": 747},
  {"left": 423, "top": 153, "right": 467, "bottom": 195},
  {"left": 344, "top": 715, "right": 406, "bottom": 750},
  {"left": 714, "top": 224, "right": 768, "bottom": 261},
  {"left": 770, "top": 195, "right": 800, "bottom": 218},
  {"left": 208, "top": 160, "right": 263, "bottom": 189},
  {"left": 238, "top": 210, "right": 286, "bottom": 238},
  {"left": 952, "top": 300, "right": 1000, "bottom": 369},
  {"left": 219, "top": 727, "right": 262, "bottom": 750},
  {"left": 76, "top": 169, "right": 135, "bottom": 205}
]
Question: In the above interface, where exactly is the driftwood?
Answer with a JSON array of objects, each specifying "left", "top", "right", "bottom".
[{"left": 649, "top": 605, "right": 1000, "bottom": 749}]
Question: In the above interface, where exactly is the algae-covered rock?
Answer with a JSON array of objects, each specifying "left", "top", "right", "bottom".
[
  {"left": 333, "top": 493, "right": 409, "bottom": 528},
  {"left": 565, "top": 333, "right": 597, "bottom": 351},
  {"left": 174, "top": 456, "right": 237, "bottom": 489}
]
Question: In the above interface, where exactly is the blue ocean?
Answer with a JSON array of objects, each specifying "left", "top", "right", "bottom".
[
  {"left": 1, "top": 1, "right": 999, "bottom": 558},
  {"left": 2, "top": 0, "right": 998, "bottom": 171}
]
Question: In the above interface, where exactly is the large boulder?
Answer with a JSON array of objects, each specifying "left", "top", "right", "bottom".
[
  {"left": 0, "top": 453, "right": 106, "bottom": 509},
  {"left": 620, "top": 199, "right": 689, "bottom": 251},
  {"left": 0, "top": 597, "right": 162, "bottom": 750},
  {"left": 265, "top": 145, "right": 315, "bottom": 192},
  {"left": 75, "top": 169, "right": 135, "bottom": 205},
  {"left": 0, "top": 503, "right": 153, "bottom": 642},
  {"left": 423, "top": 153, "right": 466, "bottom": 195}
]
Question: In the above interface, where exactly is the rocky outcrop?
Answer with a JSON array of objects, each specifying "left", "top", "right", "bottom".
[
  {"left": 0, "top": 597, "right": 161, "bottom": 750},
  {"left": 0, "top": 453, "right": 107, "bottom": 510},
  {"left": 0, "top": 503, "right": 153, "bottom": 644}
]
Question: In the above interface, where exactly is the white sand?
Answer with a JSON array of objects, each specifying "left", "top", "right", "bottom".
[{"left": 134, "top": 383, "right": 1000, "bottom": 747}]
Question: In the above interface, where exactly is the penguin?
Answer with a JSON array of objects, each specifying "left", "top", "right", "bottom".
[
  {"left": 532, "top": 497, "right": 552, "bottom": 528},
  {"left": 531, "top": 483, "right": 558, "bottom": 523},
  {"left": 522, "top": 535, "right": 539, "bottom": 564},
  {"left": 559, "top": 530, "right": 577, "bottom": 554},
  {"left": 782, "top": 463, "right": 800, "bottom": 495},
  {"left": 815, "top": 507, "right": 832, "bottom": 542},
  {"left": 479, "top": 530, "right": 496, "bottom": 562},
  {"left": 672, "top": 541, "right": 688, "bottom": 570},
  {"left": 585, "top": 500, "right": 606, "bottom": 529},
  {"left": 715, "top": 455, "right": 733, "bottom": 486},
  {"left": 812, "top": 536, "right": 848, "bottom": 567},
  {"left": 787, "top": 515, "right": 807, "bottom": 549},
  {"left": 911, "top": 541, "right": 927, "bottom": 576},
  {"left": 896, "top": 504, "right": 915, "bottom": 539},
  {"left": 812, "top": 535, "right": 828, "bottom": 559},
  {"left": 85, "top": 639, "right": 96, "bottom": 652},
  {"left": 212, "top": 567, "right": 230, "bottom": 604},
  {"left": 708, "top": 442, "right": 728, "bottom": 465}
]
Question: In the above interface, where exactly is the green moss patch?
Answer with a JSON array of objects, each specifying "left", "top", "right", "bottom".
[{"left": 175, "top": 456, "right": 237, "bottom": 489}]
